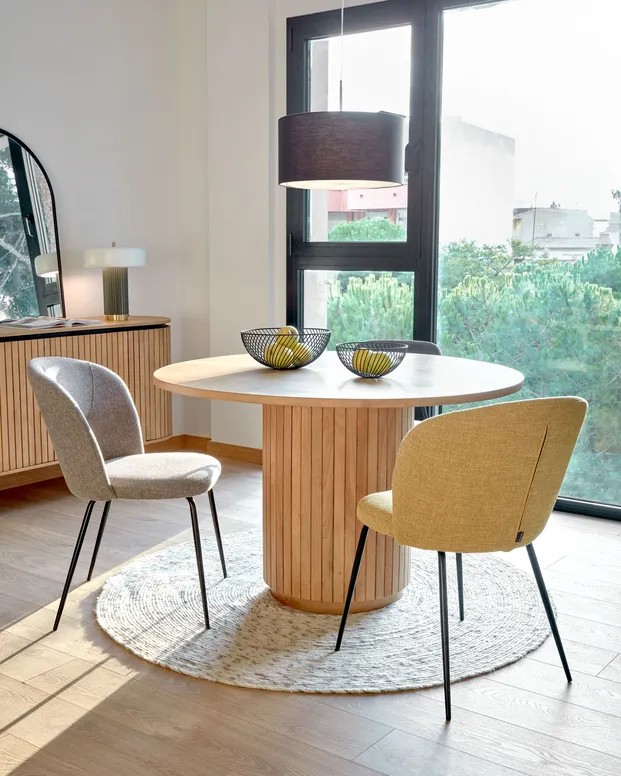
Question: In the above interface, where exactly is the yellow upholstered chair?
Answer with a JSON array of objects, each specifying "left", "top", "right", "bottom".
[{"left": 335, "top": 397, "right": 587, "bottom": 721}]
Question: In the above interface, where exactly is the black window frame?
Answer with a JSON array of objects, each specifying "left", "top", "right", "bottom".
[{"left": 286, "top": 0, "right": 443, "bottom": 344}]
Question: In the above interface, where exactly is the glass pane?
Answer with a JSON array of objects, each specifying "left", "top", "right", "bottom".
[
  {"left": 0, "top": 137, "right": 38, "bottom": 320},
  {"left": 437, "top": 0, "right": 621, "bottom": 506},
  {"left": 308, "top": 27, "right": 410, "bottom": 241},
  {"left": 304, "top": 270, "right": 414, "bottom": 347}
]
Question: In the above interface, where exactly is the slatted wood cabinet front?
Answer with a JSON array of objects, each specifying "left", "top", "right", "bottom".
[{"left": 0, "top": 320, "right": 172, "bottom": 481}]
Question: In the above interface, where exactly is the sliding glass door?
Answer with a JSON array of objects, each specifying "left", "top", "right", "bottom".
[
  {"left": 437, "top": 0, "right": 621, "bottom": 510},
  {"left": 286, "top": 0, "right": 621, "bottom": 517}
]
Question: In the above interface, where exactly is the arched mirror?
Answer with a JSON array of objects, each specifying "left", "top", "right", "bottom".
[{"left": 0, "top": 129, "right": 64, "bottom": 320}]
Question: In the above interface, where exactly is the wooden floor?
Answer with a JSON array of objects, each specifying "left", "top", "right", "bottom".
[{"left": 1, "top": 460, "right": 620, "bottom": 776}]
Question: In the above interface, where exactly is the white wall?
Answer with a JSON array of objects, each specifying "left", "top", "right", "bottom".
[
  {"left": 0, "top": 0, "right": 210, "bottom": 435},
  {"left": 439, "top": 117, "right": 515, "bottom": 245}
]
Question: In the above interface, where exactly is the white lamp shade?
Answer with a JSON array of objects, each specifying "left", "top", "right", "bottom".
[
  {"left": 84, "top": 247, "right": 146, "bottom": 268},
  {"left": 34, "top": 252, "right": 59, "bottom": 278}
]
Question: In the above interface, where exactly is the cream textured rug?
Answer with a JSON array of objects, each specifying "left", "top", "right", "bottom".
[{"left": 96, "top": 530, "right": 551, "bottom": 693}]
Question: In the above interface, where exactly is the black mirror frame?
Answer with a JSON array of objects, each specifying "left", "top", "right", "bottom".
[{"left": 0, "top": 127, "right": 66, "bottom": 317}]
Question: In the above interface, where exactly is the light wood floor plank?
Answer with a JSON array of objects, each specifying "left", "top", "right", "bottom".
[
  {"left": 528, "top": 636, "right": 618, "bottom": 676},
  {"left": 1, "top": 682, "right": 240, "bottom": 776},
  {"left": 552, "top": 590, "right": 621, "bottom": 627},
  {"left": 598, "top": 654, "right": 621, "bottom": 683},
  {"left": 487, "top": 657, "right": 621, "bottom": 717},
  {"left": 545, "top": 568, "right": 621, "bottom": 605},
  {"left": 558, "top": 613, "right": 621, "bottom": 654},
  {"left": 355, "top": 727, "right": 524, "bottom": 776},
  {"left": 26, "top": 658, "right": 391, "bottom": 765},
  {"left": 422, "top": 676, "right": 621, "bottom": 760},
  {"left": 0, "top": 632, "right": 74, "bottom": 683},
  {"left": 0, "top": 733, "right": 95, "bottom": 776},
  {"left": 549, "top": 556, "right": 621, "bottom": 587},
  {"left": 319, "top": 691, "right": 621, "bottom": 776}
]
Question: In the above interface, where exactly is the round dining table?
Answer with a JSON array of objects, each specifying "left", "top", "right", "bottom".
[{"left": 154, "top": 351, "right": 523, "bottom": 615}]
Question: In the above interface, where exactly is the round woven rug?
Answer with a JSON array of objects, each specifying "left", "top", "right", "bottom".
[{"left": 96, "top": 530, "right": 551, "bottom": 693}]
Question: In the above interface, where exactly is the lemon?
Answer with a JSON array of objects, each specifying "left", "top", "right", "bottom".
[
  {"left": 352, "top": 348, "right": 392, "bottom": 376},
  {"left": 264, "top": 342, "right": 294, "bottom": 369},
  {"left": 290, "top": 341, "right": 312, "bottom": 366},
  {"left": 277, "top": 325, "right": 299, "bottom": 349}
]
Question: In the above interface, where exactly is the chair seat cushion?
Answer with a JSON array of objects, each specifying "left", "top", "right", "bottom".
[
  {"left": 105, "top": 452, "right": 221, "bottom": 500},
  {"left": 357, "top": 490, "right": 394, "bottom": 536}
]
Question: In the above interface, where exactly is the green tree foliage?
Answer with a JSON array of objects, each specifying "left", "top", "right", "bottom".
[
  {"left": 328, "top": 217, "right": 406, "bottom": 242},
  {"left": 439, "top": 239, "right": 535, "bottom": 290},
  {"left": 327, "top": 273, "right": 414, "bottom": 345},
  {"left": 439, "top": 264, "right": 621, "bottom": 503},
  {"left": 0, "top": 145, "right": 38, "bottom": 319},
  {"left": 326, "top": 241, "right": 621, "bottom": 504},
  {"left": 574, "top": 246, "right": 621, "bottom": 297},
  {"left": 0, "top": 151, "right": 18, "bottom": 211}
]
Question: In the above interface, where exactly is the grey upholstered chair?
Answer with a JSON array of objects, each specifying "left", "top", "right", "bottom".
[
  {"left": 28, "top": 356, "right": 225, "bottom": 632},
  {"left": 402, "top": 339, "right": 442, "bottom": 357}
]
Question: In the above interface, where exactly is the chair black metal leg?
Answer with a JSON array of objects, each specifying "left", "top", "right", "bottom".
[
  {"left": 335, "top": 525, "right": 369, "bottom": 652},
  {"left": 187, "top": 497, "right": 210, "bottom": 630},
  {"left": 456, "top": 552, "right": 464, "bottom": 621},
  {"left": 54, "top": 500, "right": 96, "bottom": 631},
  {"left": 438, "top": 551, "right": 452, "bottom": 722},
  {"left": 87, "top": 501, "right": 112, "bottom": 581},
  {"left": 527, "top": 543, "right": 571, "bottom": 682},
  {"left": 208, "top": 490, "right": 227, "bottom": 579}
]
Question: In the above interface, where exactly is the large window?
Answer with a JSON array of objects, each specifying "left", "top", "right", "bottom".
[{"left": 287, "top": 0, "right": 621, "bottom": 519}]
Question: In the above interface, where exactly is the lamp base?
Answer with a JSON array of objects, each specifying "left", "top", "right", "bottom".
[{"left": 102, "top": 267, "right": 130, "bottom": 320}]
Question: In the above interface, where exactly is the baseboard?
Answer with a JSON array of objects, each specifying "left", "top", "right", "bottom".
[
  {"left": 0, "top": 434, "right": 262, "bottom": 492},
  {"left": 181, "top": 434, "right": 262, "bottom": 465},
  {"left": 143, "top": 434, "right": 262, "bottom": 464},
  {"left": 0, "top": 461, "right": 64, "bottom": 491}
]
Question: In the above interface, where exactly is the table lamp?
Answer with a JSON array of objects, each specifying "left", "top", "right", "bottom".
[
  {"left": 34, "top": 252, "right": 59, "bottom": 279},
  {"left": 84, "top": 242, "right": 146, "bottom": 321}
]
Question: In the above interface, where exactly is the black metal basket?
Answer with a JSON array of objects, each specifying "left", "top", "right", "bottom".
[
  {"left": 241, "top": 327, "right": 331, "bottom": 370},
  {"left": 336, "top": 340, "right": 408, "bottom": 378}
]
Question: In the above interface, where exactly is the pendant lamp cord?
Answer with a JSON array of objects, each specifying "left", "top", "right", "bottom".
[{"left": 339, "top": 0, "right": 344, "bottom": 110}]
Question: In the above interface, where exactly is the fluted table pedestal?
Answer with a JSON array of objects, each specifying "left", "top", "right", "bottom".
[{"left": 263, "top": 404, "right": 413, "bottom": 613}]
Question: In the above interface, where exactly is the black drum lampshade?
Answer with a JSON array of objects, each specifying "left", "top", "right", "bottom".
[{"left": 278, "top": 111, "right": 406, "bottom": 190}]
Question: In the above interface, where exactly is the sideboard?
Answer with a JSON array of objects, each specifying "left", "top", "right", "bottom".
[{"left": 0, "top": 316, "right": 172, "bottom": 490}]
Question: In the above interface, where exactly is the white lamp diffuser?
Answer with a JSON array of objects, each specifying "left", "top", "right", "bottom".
[{"left": 84, "top": 243, "right": 146, "bottom": 321}]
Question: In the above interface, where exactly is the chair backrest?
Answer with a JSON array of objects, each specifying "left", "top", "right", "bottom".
[
  {"left": 402, "top": 340, "right": 442, "bottom": 356},
  {"left": 404, "top": 341, "right": 442, "bottom": 420},
  {"left": 28, "top": 357, "right": 144, "bottom": 501},
  {"left": 391, "top": 397, "right": 587, "bottom": 553}
]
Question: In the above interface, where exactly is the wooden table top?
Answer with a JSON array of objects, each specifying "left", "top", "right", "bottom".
[{"left": 154, "top": 352, "right": 524, "bottom": 408}]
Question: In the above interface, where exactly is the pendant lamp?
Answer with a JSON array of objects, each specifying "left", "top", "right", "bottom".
[{"left": 278, "top": 1, "right": 406, "bottom": 191}]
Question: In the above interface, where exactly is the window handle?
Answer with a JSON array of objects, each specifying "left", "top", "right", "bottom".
[
  {"left": 23, "top": 213, "right": 34, "bottom": 238},
  {"left": 405, "top": 140, "right": 421, "bottom": 175}
]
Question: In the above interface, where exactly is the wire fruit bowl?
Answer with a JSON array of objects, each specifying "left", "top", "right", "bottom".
[
  {"left": 241, "top": 328, "right": 331, "bottom": 370},
  {"left": 336, "top": 340, "right": 408, "bottom": 378}
]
